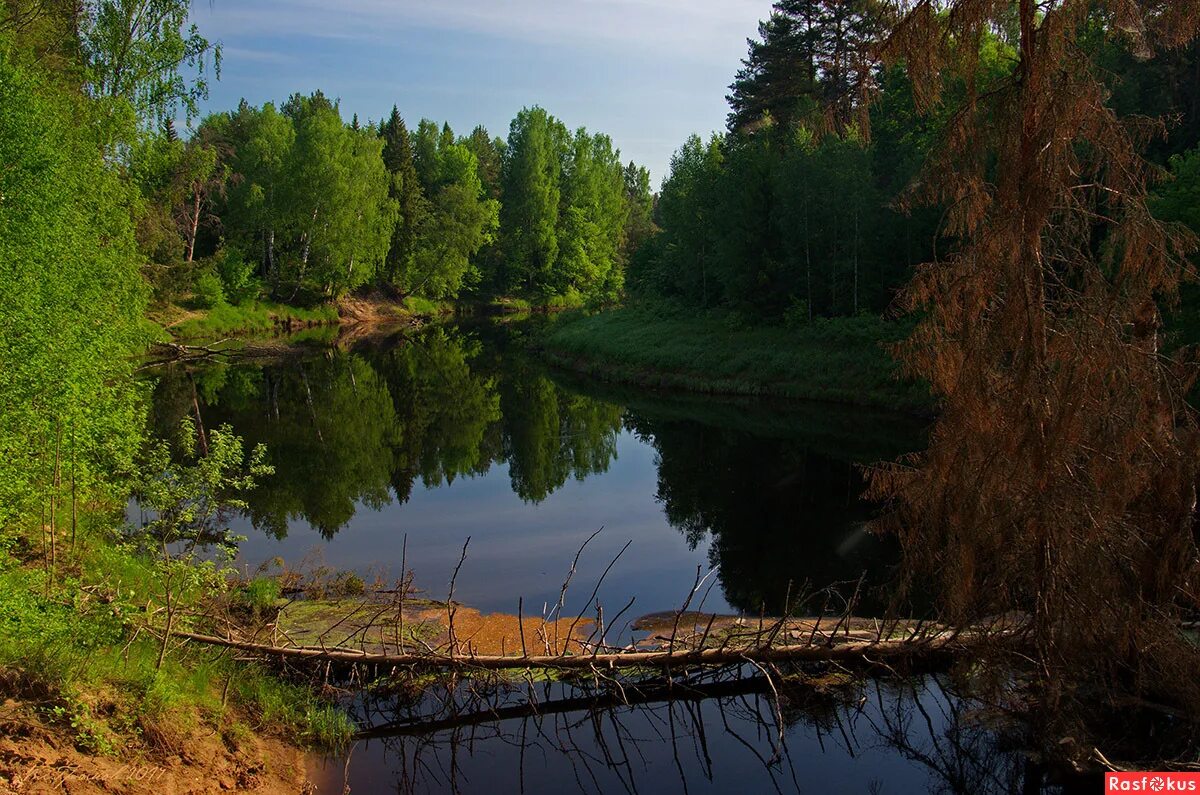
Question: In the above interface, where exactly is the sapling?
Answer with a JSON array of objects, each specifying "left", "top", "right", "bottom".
[{"left": 128, "top": 417, "right": 272, "bottom": 668}]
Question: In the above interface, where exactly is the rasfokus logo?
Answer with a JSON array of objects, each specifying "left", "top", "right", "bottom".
[{"left": 1107, "top": 773, "right": 1200, "bottom": 792}]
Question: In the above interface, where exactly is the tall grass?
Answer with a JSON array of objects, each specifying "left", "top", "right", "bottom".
[
  {"left": 539, "top": 302, "right": 931, "bottom": 413},
  {"left": 0, "top": 523, "right": 353, "bottom": 755},
  {"left": 171, "top": 300, "right": 340, "bottom": 340}
]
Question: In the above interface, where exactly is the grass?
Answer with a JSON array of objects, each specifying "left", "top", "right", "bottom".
[
  {"left": 0, "top": 514, "right": 354, "bottom": 758},
  {"left": 538, "top": 301, "right": 932, "bottom": 414},
  {"left": 400, "top": 295, "right": 455, "bottom": 316},
  {"left": 169, "top": 299, "right": 341, "bottom": 341},
  {"left": 473, "top": 293, "right": 589, "bottom": 314}
]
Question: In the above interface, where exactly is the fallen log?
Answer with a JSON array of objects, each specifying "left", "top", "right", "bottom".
[{"left": 172, "top": 627, "right": 1007, "bottom": 671}]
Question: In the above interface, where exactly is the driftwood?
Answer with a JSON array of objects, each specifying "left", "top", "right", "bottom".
[
  {"left": 139, "top": 338, "right": 325, "bottom": 370},
  {"left": 172, "top": 626, "right": 1001, "bottom": 672},
  {"left": 138, "top": 340, "right": 238, "bottom": 370}
]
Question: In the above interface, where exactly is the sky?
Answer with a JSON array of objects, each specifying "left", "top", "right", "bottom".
[{"left": 188, "top": 0, "right": 767, "bottom": 186}]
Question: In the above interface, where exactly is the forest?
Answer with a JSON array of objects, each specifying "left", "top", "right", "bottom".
[
  {"left": 148, "top": 101, "right": 653, "bottom": 306},
  {"left": 6, "top": 0, "right": 1200, "bottom": 791},
  {"left": 633, "top": 0, "right": 1200, "bottom": 322}
]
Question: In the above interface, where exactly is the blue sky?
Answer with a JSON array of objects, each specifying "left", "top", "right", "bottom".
[{"left": 189, "top": 0, "right": 766, "bottom": 185}]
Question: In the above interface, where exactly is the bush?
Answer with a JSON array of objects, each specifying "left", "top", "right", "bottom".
[
  {"left": 192, "top": 271, "right": 227, "bottom": 309},
  {"left": 216, "top": 249, "right": 260, "bottom": 305}
]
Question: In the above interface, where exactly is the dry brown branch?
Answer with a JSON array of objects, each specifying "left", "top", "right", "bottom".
[{"left": 864, "top": 0, "right": 1200, "bottom": 721}]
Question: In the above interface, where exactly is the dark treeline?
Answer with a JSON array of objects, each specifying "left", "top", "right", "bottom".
[
  {"left": 630, "top": 0, "right": 1200, "bottom": 324},
  {"left": 144, "top": 101, "right": 653, "bottom": 306}
]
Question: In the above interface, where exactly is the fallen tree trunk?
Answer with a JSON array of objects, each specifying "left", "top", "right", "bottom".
[{"left": 173, "top": 627, "right": 1007, "bottom": 671}]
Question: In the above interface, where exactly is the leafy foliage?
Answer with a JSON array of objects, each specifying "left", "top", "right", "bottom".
[
  {"left": 131, "top": 418, "right": 271, "bottom": 558},
  {"left": 79, "top": 0, "right": 220, "bottom": 126},
  {"left": 0, "top": 48, "right": 148, "bottom": 530}
]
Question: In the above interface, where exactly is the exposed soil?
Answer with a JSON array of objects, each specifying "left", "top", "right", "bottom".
[
  {"left": 272, "top": 597, "right": 594, "bottom": 657},
  {"left": 0, "top": 700, "right": 318, "bottom": 794},
  {"left": 336, "top": 293, "right": 422, "bottom": 326}
]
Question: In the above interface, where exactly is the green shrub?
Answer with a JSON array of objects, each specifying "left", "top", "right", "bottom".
[
  {"left": 216, "top": 249, "right": 260, "bottom": 305},
  {"left": 231, "top": 577, "right": 282, "bottom": 619},
  {"left": 192, "top": 271, "right": 227, "bottom": 309}
]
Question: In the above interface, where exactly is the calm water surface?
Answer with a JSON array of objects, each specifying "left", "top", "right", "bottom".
[
  {"left": 149, "top": 321, "right": 920, "bottom": 618},
  {"left": 147, "top": 321, "right": 1088, "bottom": 794}
]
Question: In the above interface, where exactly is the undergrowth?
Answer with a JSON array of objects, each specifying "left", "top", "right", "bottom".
[
  {"left": 538, "top": 300, "right": 931, "bottom": 413},
  {"left": 0, "top": 516, "right": 353, "bottom": 758},
  {"left": 170, "top": 300, "right": 340, "bottom": 340}
]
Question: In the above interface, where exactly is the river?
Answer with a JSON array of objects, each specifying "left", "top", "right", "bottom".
[{"left": 146, "top": 319, "right": 1093, "bottom": 794}]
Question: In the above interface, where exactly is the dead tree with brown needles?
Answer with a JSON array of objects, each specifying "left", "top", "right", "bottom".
[{"left": 866, "top": 0, "right": 1200, "bottom": 722}]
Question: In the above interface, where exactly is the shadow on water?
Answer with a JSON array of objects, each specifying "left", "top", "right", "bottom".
[{"left": 309, "top": 668, "right": 1095, "bottom": 795}]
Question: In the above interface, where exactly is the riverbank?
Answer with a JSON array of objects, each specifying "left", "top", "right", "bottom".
[
  {"left": 0, "top": 507, "right": 352, "bottom": 793},
  {"left": 537, "top": 304, "right": 932, "bottom": 414},
  {"left": 0, "top": 704, "right": 315, "bottom": 793},
  {"left": 154, "top": 292, "right": 582, "bottom": 344},
  {"left": 152, "top": 294, "right": 424, "bottom": 341}
]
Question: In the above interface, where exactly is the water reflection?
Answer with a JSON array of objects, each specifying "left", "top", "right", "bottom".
[
  {"left": 146, "top": 322, "right": 925, "bottom": 616},
  {"left": 312, "top": 671, "right": 1092, "bottom": 795},
  {"left": 149, "top": 328, "right": 625, "bottom": 539}
]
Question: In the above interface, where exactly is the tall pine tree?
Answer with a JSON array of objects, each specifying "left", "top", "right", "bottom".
[
  {"left": 727, "top": 0, "right": 881, "bottom": 134},
  {"left": 379, "top": 106, "right": 426, "bottom": 293}
]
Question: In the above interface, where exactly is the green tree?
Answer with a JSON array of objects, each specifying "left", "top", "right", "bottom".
[
  {"left": 556, "top": 129, "right": 629, "bottom": 301},
  {"left": 0, "top": 50, "right": 148, "bottom": 543},
  {"left": 131, "top": 419, "right": 270, "bottom": 667},
  {"left": 378, "top": 107, "right": 427, "bottom": 294},
  {"left": 401, "top": 119, "right": 499, "bottom": 298},
  {"left": 464, "top": 125, "right": 504, "bottom": 201},
  {"left": 651, "top": 134, "right": 725, "bottom": 305},
  {"left": 621, "top": 161, "right": 656, "bottom": 264},
  {"left": 500, "top": 107, "right": 568, "bottom": 295},
  {"left": 280, "top": 92, "right": 396, "bottom": 297},
  {"left": 1152, "top": 148, "right": 1200, "bottom": 233},
  {"left": 214, "top": 101, "right": 296, "bottom": 288},
  {"left": 79, "top": 0, "right": 220, "bottom": 127},
  {"left": 174, "top": 135, "right": 226, "bottom": 264},
  {"left": 774, "top": 131, "right": 880, "bottom": 317}
]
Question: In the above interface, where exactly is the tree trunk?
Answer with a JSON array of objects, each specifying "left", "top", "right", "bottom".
[
  {"left": 170, "top": 627, "right": 1007, "bottom": 673},
  {"left": 853, "top": 206, "right": 859, "bottom": 314},
  {"left": 185, "top": 186, "right": 201, "bottom": 263}
]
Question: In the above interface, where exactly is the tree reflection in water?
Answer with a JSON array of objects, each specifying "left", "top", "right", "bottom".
[
  {"left": 145, "top": 327, "right": 1101, "bottom": 793},
  {"left": 146, "top": 322, "right": 929, "bottom": 619},
  {"left": 147, "top": 325, "right": 626, "bottom": 538}
]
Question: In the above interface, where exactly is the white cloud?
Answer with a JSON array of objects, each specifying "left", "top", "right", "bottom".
[{"left": 219, "top": 45, "right": 299, "bottom": 65}]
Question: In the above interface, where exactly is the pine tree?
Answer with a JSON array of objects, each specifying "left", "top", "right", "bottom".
[
  {"left": 379, "top": 106, "right": 427, "bottom": 293},
  {"left": 726, "top": 0, "right": 882, "bottom": 134}
]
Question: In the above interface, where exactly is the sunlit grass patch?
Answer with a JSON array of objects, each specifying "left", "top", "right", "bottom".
[{"left": 171, "top": 300, "right": 340, "bottom": 340}]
